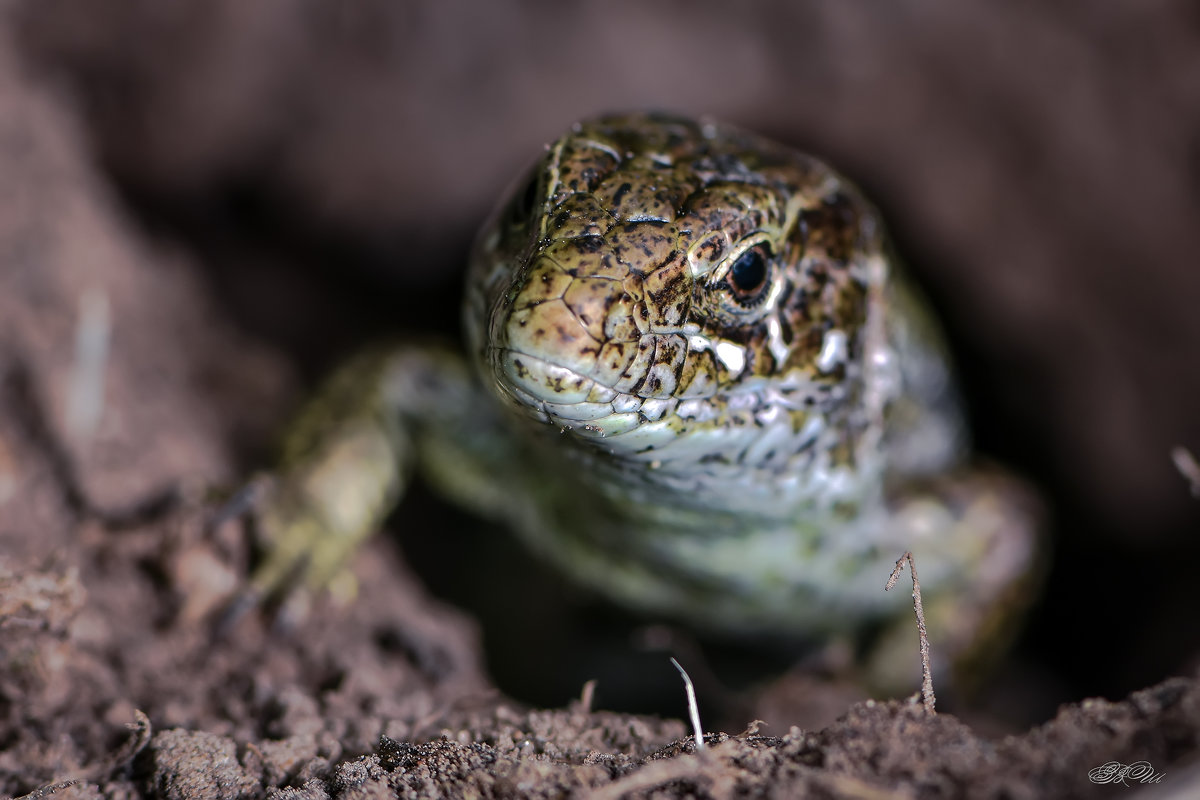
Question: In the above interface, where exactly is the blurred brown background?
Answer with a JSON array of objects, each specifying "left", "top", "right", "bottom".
[{"left": 7, "top": 0, "right": 1200, "bottom": 720}]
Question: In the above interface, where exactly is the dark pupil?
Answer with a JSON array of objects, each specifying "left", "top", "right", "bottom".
[{"left": 729, "top": 247, "right": 769, "bottom": 296}]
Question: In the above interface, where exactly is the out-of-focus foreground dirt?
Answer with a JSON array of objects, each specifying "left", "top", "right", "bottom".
[{"left": 1, "top": 2, "right": 1199, "bottom": 798}]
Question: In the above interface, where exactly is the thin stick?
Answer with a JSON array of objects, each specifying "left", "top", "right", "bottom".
[
  {"left": 885, "top": 550, "right": 936, "bottom": 715},
  {"left": 670, "top": 657, "right": 706, "bottom": 751},
  {"left": 1170, "top": 446, "right": 1200, "bottom": 498},
  {"left": 578, "top": 679, "right": 597, "bottom": 713}
]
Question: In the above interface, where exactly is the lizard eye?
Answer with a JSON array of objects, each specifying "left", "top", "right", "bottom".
[
  {"left": 722, "top": 242, "right": 774, "bottom": 308},
  {"left": 728, "top": 245, "right": 770, "bottom": 301},
  {"left": 515, "top": 171, "right": 540, "bottom": 218},
  {"left": 504, "top": 165, "right": 544, "bottom": 230}
]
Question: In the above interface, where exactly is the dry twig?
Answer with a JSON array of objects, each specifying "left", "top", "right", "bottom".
[
  {"left": 1170, "top": 446, "right": 1200, "bottom": 497},
  {"left": 885, "top": 550, "right": 936, "bottom": 715}
]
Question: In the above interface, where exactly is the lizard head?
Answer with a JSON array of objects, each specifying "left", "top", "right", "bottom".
[{"left": 467, "top": 113, "right": 898, "bottom": 499}]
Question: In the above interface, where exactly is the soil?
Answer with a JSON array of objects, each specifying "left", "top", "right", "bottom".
[{"left": 2, "top": 2, "right": 1199, "bottom": 798}]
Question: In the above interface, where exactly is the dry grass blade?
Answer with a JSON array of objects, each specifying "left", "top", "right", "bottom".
[{"left": 670, "top": 657, "right": 706, "bottom": 751}]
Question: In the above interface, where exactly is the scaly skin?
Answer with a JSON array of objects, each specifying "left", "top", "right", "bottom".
[{"left": 249, "top": 113, "right": 1041, "bottom": 687}]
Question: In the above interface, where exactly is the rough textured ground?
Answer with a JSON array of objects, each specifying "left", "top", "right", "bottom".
[{"left": 2, "top": 2, "right": 1199, "bottom": 798}]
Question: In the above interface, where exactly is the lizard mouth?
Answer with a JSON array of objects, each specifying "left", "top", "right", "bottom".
[
  {"left": 491, "top": 346, "right": 617, "bottom": 425},
  {"left": 489, "top": 338, "right": 684, "bottom": 443}
]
